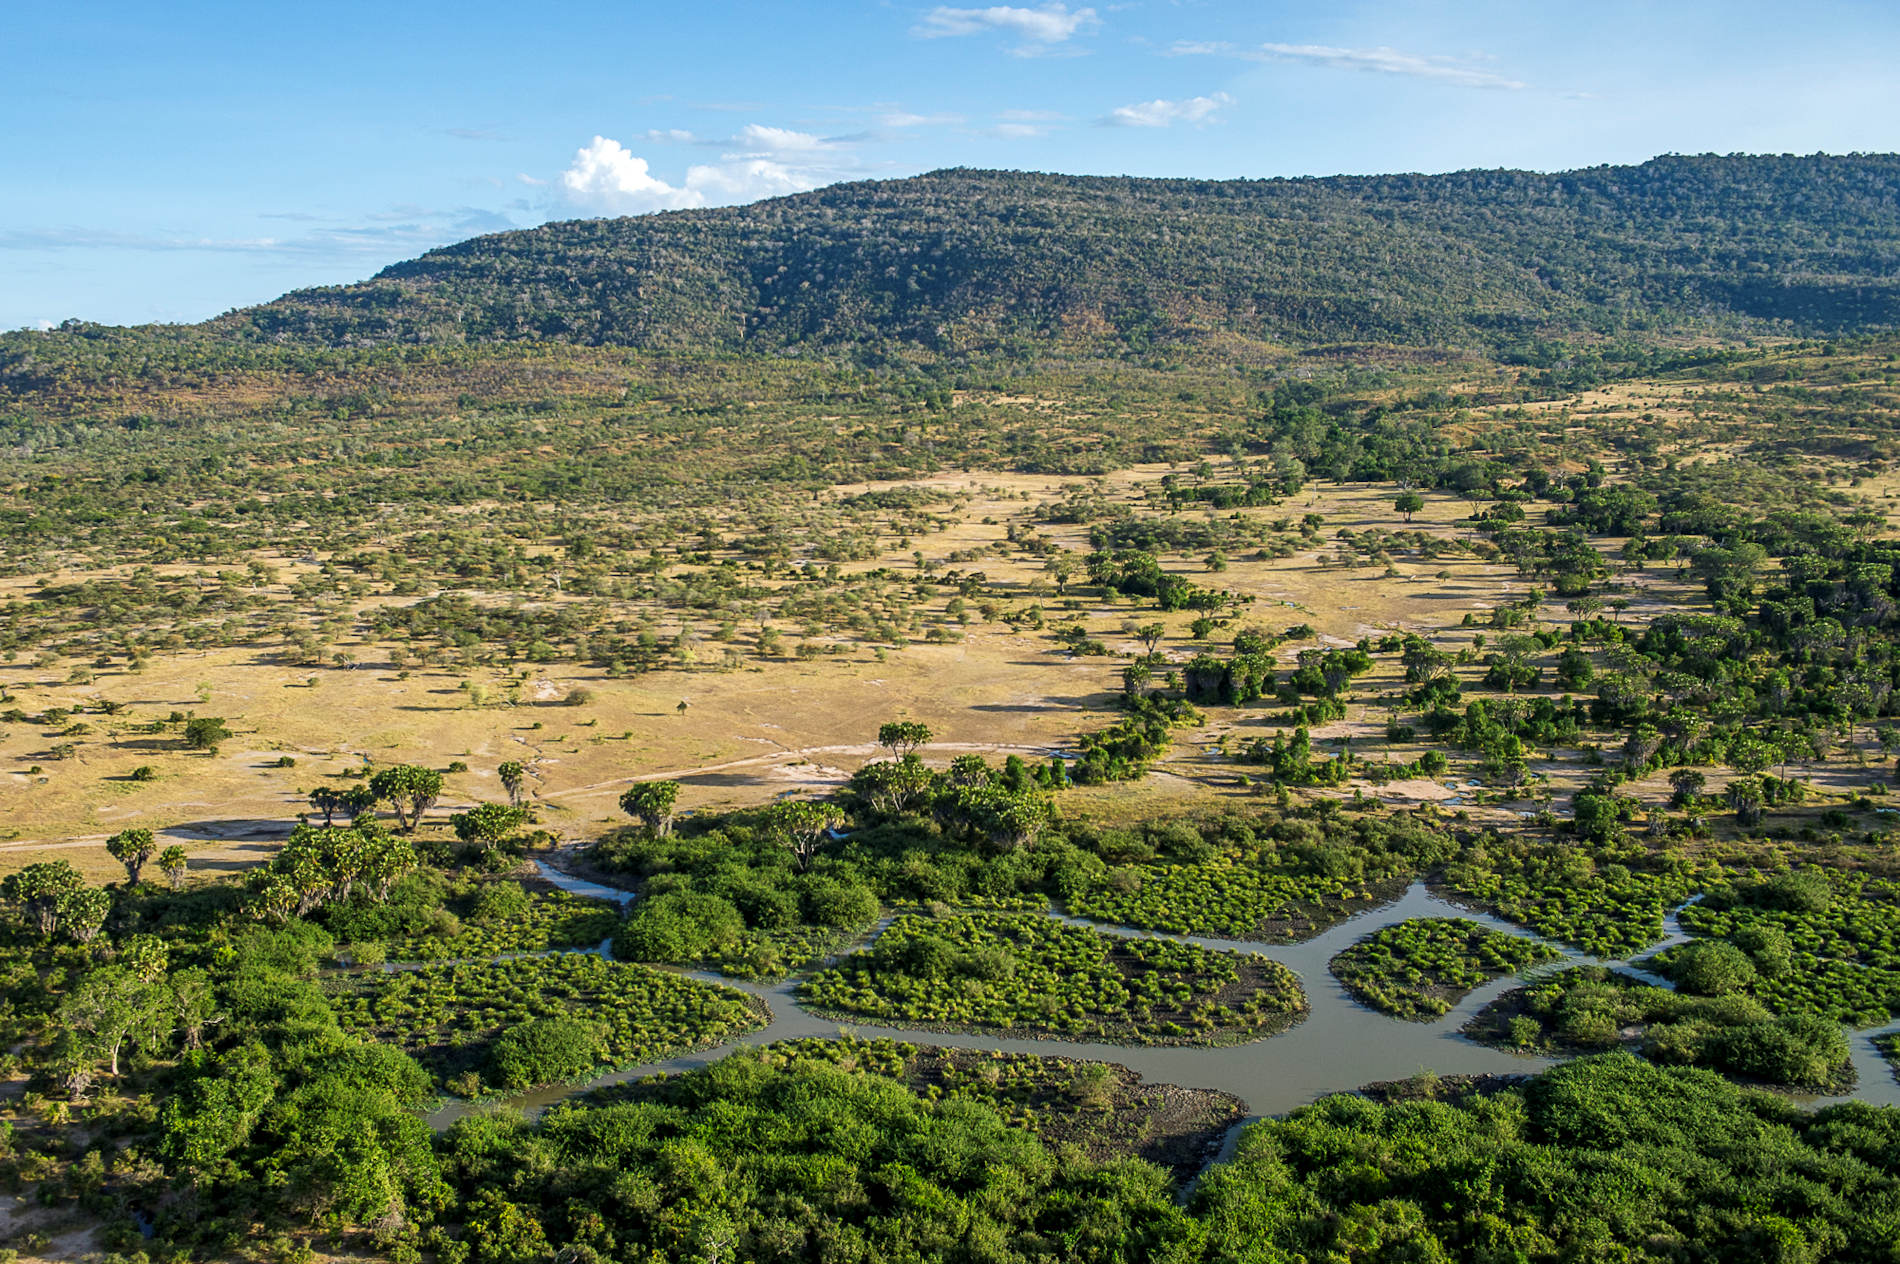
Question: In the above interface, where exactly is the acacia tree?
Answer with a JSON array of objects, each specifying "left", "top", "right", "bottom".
[
  {"left": 308, "top": 788, "right": 344, "bottom": 827},
  {"left": 106, "top": 828, "right": 160, "bottom": 885},
  {"left": 1395, "top": 491, "right": 1425, "bottom": 522},
  {"left": 851, "top": 756, "right": 934, "bottom": 815},
  {"left": 1667, "top": 768, "right": 1706, "bottom": 809},
  {"left": 362, "top": 831, "right": 418, "bottom": 900},
  {"left": 2, "top": 861, "right": 86, "bottom": 938},
  {"left": 619, "top": 780, "right": 681, "bottom": 836},
  {"left": 59, "top": 966, "right": 167, "bottom": 1079},
  {"left": 307, "top": 785, "right": 379, "bottom": 827},
  {"left": 946, "top": 754, "right": 992, "bottom": 789},
  {"left": 181, "top": 716, "right": 232, "bottom": 752},
  {"left": 876, "top": 721, "right": 934, "bottom": 760},
  {"left": 262, "top": 824, "right": 416, "bottom": 916},
  {"left": 1046, "top": 555, "right": 1076, "bottom": 595},
  {"left": 248, "top": 873, "right": 301, "bottom": 924},
  {"left": 368, "top": 765, "right": 444, "bottom": 833},
  {"left": 953, "top": 784, "right": 1055, "bottom": 850},
  {"left": 764, "top": 800, "right": 845, "bottom": 872},
  {"left": 340, "top": 785, "right": 378, "bottom": 823},
  {"left": 498, "top": 760, "right": 527, "bottom": 808},
  {"left": 168, "top": 968, "right": 217, "bottom": 1050}
]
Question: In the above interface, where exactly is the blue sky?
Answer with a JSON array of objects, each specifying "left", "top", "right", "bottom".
[{"left": 4, "top": 0, "right": 1897, "bottom": 330}]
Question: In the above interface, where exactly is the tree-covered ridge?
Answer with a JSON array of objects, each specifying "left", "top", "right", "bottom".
[{"left": 211, "top": 155, "right": 1900, "bottom": 355}]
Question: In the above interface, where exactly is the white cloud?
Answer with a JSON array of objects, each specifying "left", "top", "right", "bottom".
[
  {"left": 642, "top": 127, "right": 701, "bottom": 143},
  {"left": 1103, "top": 92, "right": 1232, "bottom": 128},
  {"left": 683, "top": 158, "right": 823, "bottom": 201},
  {"left": 913, "top": 4, "right": 1097, "bottom": 47},
  {"left": 517, "top": 173, "right": 547, "bottom": 186},
  {"left": 989, "top": 122, "right": 1048, "bottom": 138},
  {"left": 1175, "top": 39, "right": 1525, "bottom": 90},
  {"left": 558, "top": 134, "right": 834, "bottom": 215},
  {"left": 560, "top": 136, "right": 705, "bottom": 212}
]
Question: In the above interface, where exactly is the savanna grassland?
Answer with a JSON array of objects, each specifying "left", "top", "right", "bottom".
[{"left": 6, "top": 158, "right": 1900, "bottom": 1261}]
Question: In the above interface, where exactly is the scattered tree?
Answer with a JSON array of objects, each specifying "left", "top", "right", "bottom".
[
  {"left": 367, "top": 764, "right": 444, "bottom": 832},
  {"left": 619, "top": 780, "right": 681, "bottom": 836},
  {"left": 106, "top": 827, "right": 159, "bottom": 884},
  {"left": 877, "top": 721, "right": 934, "bottom": 760}
]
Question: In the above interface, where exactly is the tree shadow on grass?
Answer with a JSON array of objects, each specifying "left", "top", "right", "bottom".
[{"left": 166, "top": 819, "right": 294, "bottom": 843}]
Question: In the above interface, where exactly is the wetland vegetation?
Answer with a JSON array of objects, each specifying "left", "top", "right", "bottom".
[
  {"left": 799, "top": 910, "right": 1307, "bottom": 1044},
  {"left": 1328, "top": 916, "right": 1560, "bottom": 1020}
]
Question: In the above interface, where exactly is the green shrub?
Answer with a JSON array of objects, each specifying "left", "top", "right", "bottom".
[
  {"left": 614, "top": 891, "right": 746, "bottom": 963},
  {"left": 489, "top": 1017, "right": 606, "bottom": 1091},
  {"left": 468, "top": 881, "right": 532, "bottom": 926},
  {"left": 1667, "top": 940, "right": 1759, "bottom": 996}
]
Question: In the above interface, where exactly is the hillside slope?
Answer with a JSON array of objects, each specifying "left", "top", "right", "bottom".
[{"left": 224, "top": 154, "right": 1900, "bottom": 355}]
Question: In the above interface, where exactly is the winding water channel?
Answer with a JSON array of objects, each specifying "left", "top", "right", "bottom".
[{"left": 427, "top": 862, "right": 1900, "bottom": 1134}]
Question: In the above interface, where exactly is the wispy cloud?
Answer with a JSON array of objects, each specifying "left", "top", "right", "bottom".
[
  {"left": 733, "top": 124, "right": 838, "bottom": 155},
  {"left": 881, "top": 110, "right": 964, "bottom": 129},
  {"left": 0, "top": 207, "right": 521, "bottom": 257},
  {"left": 981, "top": 108, "right": 1065, "bottom": 138},
  {"left": 913, "top": 4, "right": 1098, "bottom": 53},
  {"left": 1102, "top": 92, "right": 1232, "bottom": 128},
  {"left": 1175, "top": 40, "right": 1525, "bottom": 90}
]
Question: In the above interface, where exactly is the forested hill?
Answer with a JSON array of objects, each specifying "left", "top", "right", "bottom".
[{"left": 221, "top": 153, "right": 1900, "bottom": 355}]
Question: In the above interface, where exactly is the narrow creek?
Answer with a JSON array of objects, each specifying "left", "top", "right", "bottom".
[{"left": 427, "top": 863, "right": 1900, "bottom": 1131}]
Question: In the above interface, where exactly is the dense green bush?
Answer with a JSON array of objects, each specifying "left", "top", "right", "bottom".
[
  {"left": 1060, "top": 811, "right": 1452, "bottom": 940},
  {"left": 593, "top": 820, "right": 882, "bottom": 977},
  {"left": 320, "top": 870, "right": 618, "bottom": 961},
  {"left": 440, "top": 1050, "right": 1200, "bottom": 1263},
  {"left": 1442, "top": 838, "right": 1708, "bottom": 955},
  {"left": 1195, "top": 1053, "right": 1900, "bottom": 1260}
]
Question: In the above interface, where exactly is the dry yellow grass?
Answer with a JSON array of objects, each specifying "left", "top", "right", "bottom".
[{"left": 1, "top": 459, "right": 1858, "bottom": 880}]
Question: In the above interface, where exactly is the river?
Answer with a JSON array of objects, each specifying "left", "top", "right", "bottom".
[{"left": 427, "top": 862, "right": 1900, "bottom": 1132}]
